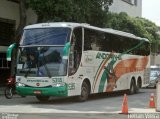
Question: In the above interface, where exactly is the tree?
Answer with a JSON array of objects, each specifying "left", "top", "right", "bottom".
[
  {"left": 26, "top": 0, "right": 113, "bottom": 27},
  {"left": 105, "top": 12, "right": 160, "bottom": 53}
]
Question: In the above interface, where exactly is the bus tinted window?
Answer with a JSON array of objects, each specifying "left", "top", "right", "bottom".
[{"left": 84, "top": 28, "right": 150, "bottom": 56}]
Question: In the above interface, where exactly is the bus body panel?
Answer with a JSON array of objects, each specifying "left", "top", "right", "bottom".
[
  {"left": 80, "top": 51, "right": 150, "bottom": 94},
  {"left": 16, "top": 76, "right": 68, "bottom": 96},
  {"left": 16, "top": 85, "right": 68, "bottom": 97}
]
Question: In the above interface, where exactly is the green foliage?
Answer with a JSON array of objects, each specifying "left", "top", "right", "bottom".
[
  {"left": 105, "top": 12, "right": 160, "bottom": 53},
  {"left": 26, "top": 0, "right": 113, "bottom": 27},
  {"left": 105, "top": 12, "right": 159, "bottom": 42}
]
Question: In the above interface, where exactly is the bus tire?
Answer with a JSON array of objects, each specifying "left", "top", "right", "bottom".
[
  {"left": 135, "top": 84, "right": 140, "bottom": 94},
  {"left": 78, "top": 82, "right": 89, "bottom": 102},
  {"left": 128, "top": 79, "right": 136, "bottom": 95},
  {"left": 36, "top": 96, "right": 50, "bottom": 102},
  {"left": 135, "top": 79, "right": 141, "bottom": 93}
]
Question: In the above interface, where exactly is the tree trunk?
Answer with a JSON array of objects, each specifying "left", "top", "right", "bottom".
[{"left": 14, "top": 0, "right": 26, "bottom": 43}]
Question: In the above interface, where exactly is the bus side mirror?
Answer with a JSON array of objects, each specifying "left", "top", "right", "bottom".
[{"left": 6, "top": 43, "right": 18, "bottom": 61}]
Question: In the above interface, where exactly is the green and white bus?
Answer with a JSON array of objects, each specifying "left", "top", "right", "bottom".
[{"left": 7, "top": 22, "right": 150, "bottom": 101}]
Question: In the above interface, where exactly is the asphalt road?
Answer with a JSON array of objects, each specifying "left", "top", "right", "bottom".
[{"left": 0, "top": 88, "right": 159, "bottom": 119}]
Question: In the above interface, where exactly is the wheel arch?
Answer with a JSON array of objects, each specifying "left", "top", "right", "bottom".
[
  {"left": 131, "top": 76, "right": 136, "bottom": 85},
  {"left": 127, "top": 76, "right": 136, "bottom": 95},
  {"left": 82, "top": 78, "right": 91, "bottom": 94}
]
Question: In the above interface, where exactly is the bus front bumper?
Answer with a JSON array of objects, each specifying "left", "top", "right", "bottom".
[{"left": 16, "top": 85, "right": 68, "bottom": 97}]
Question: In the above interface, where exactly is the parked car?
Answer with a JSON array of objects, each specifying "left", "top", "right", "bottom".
[{"left": 148, "top": 66, "right": 160, "bottom": 88}]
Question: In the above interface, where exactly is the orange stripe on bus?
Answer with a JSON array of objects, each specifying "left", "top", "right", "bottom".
[{"left": 106, "top": 56, "right": 149, "bottom": 92}]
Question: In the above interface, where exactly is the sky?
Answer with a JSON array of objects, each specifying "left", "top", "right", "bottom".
[{"left": 142, "top": 0, "right": 160, "bottom": 26}]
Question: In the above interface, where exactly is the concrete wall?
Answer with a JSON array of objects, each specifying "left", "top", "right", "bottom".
[
  {"left": 0, "top": 0, "right": 19, "bottom": 27},
  {"left": 0, "top": 0, "right": 37, "bottom": 29},
  {"left": 0, "top": 0, "right": 37, "bottom": 52},
  {"left": 109, "top": 0, "right": 142, "bottom": 17}
]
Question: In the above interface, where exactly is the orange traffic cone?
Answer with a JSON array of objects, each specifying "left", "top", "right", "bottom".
[
  {"left": 121, "top": 94, "right": 128, "bottom": 114},
  {"left": 149, "top": 93, "right": 155, "bottom": 108}
]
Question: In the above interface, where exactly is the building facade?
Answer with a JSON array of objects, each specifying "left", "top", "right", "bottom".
[
  {"left": 0, "top": 0, "right": 37, "bottom": 85},
  {"left": 109, "top": 0, "right": 142, "bottom": 17},
  {"left": 0, "top": 0, "right": 37, "bottom": 53},
  {"left": 0, "top": 0, "right": 37, "bottom": 48}
]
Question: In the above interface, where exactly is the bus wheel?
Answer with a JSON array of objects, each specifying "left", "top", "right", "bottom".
[
  {"left": 36, "top": 96, "right": 50, "bottom": 102},
  {"left": 128, "top": 79, "right": 135, "bottom": 95},
  {"left": 135, "top": 80, "right": 141, "bottom": 93},
  {"left": 135, "top": 83, "right": 140, "bottom": 93},
  {"left": 78, "top": 82, "right": 89, "bottom": 102}
]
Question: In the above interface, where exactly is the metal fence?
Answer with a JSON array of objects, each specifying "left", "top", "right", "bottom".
[{"left": 0, "top": 58, "right": 10, "bottom": 69}]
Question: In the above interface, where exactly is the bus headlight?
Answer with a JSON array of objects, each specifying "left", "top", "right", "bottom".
[
  {"left": 16, "top": 82, "right": 25, "bottom": 87},
  {"left": 52, "top": 83, "right": 65, "bottom": 87}
]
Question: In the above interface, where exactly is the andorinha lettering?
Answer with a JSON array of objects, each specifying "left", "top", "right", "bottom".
[{"left": 96, "top": 52, "right": 121, "bottom": 60}]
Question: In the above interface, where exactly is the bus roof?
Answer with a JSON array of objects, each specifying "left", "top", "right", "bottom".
[
  {"left": 24, "top": 22, "right": 149, "bottom": 42},
  {"left": 24, "top": 22, "right": 83, "bottom": 29}
]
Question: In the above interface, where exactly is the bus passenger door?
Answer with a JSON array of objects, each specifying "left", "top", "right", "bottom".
[{"left": 67, "top": 27, "right": 82, "bottom": 96}]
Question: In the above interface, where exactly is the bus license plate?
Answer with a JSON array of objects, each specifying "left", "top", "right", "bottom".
[{"left": 33, "top": 90, "right": 41, "bottom": 94}]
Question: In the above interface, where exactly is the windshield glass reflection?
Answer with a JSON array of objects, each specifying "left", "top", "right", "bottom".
[{"left": 17, "top": 46, "right": 67, "bottom": 77}]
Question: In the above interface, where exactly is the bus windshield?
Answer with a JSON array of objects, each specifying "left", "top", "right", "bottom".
[
  {"left": 20, "top": 27, "right": 71, "bottom": 46},
  {"left": 17, "top": 46, "right": 68, "bottom": 77}
]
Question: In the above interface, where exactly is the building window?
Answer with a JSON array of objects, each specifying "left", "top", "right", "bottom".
[
  {"left": 122, "top": 0, "right": 137, "bottom": 6},
  {"left": 0, "top": 18, "right": 15, "bottom": 46}
]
